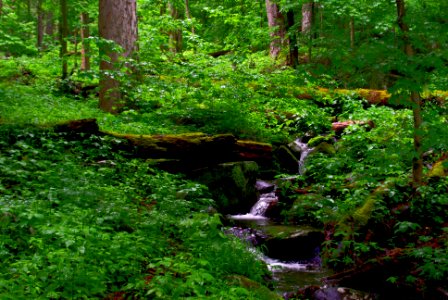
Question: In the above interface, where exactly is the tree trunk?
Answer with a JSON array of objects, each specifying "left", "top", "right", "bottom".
[
  {"left": 286, "top": 10, "right": 298, "bottom": 67},
  {"left": 27, "top": 0, "right": 31, "bottom": 20},
  {"left": 45, "top": 12, "right": 54, "bottom": 36},
  {"left": 265, "top": 0, "right": 287, "bottom": 60},
  {"left": 168, "top": 2, "right": 183, "bottom": 54},
  {"left": 302, "top": 1, "right": 314, "bottom": 61},
  {"left": 80, "top": 12, "right": 90, "bottom": 71},
  {"left": 349, "top": 17, "right": 355, "bottom": 49},
  {"left": 59, "top": 0, "right": 68, "bottom": 79},
  {"left": 0, "top": 0, "right": 3, "bottom": 16},
  {"left": 395, "top": 0, "right": 423, "bottom": 188},
  {"left": 99, "top": 0, "right": 138, "bottom": 113},
  {"left": 37, "top": 0, "right": 44, "bottom": 50},
  {"left": 184, "top": 0, "right": 194, "bottom": 34}
]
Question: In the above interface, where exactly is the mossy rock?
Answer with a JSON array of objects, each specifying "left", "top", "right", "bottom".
[
  {"left": 308, "top": 135, "right": 334, "bottom": 147},
  {"left": 225, "top": 275, "right": 282, "bottom": 300},
  {"left": 193, "top": 161, "right": 259, "bottom": 214},
  {"left": 274, "top": 145, "right": 299, "bottom": 174},
  {"left": 428, "top": 159, "right": 448, "bottom": 178},
  {"left": 262, "top": 225, "right": 324, "bottom": 261},
  {"left": 313, "top": 142, "right": 336, "bottom": 156}
]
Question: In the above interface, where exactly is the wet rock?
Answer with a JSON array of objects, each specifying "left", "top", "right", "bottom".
[
  {"left": 274, "top": 145, "right": 299, "bottom": 173},
  {"left": 314, "top": 287, "right": 376, "bottom": 300},
  {"left": 256, "top": 180, "right": 276, "bottom": 193},
  {"left": 261, "top": 225, "right": 324, "bottom": 261}
]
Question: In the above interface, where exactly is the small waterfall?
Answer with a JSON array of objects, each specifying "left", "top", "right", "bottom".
[
  {"left": 289, "top": 138, "right": 314, "bottom": 175},
  {"left": 250, "top": 192, "right": 277, "bottom": 216}
]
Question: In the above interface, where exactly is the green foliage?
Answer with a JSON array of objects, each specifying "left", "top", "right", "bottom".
[{"left": 0, "top": 126, "right": 270, "bottom": 298}]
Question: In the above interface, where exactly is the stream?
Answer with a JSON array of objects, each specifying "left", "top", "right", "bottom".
[
  {"left": 228, "top": 192, "right": 332, "bottom": 295},
  {"left": 226, "top": 139, "right": 333, "bottom": 295}
]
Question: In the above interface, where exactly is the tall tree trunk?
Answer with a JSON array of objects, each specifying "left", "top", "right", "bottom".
[
  {"left": 168, "top": 2, "right": 183, "bottom": 54},
  {"left": 349, "top": 17, "right": 355, "bottom": 49},
  {"left": 80, "top": 12, "right": 90, "bottom": 71},
  {"left": 302, "top": 1, "right": 314, "bottom": 61},
  {"left": 184, "top": 0, "right": 194, "bottom": 34},
  {"left": 27, "top": 0, "right": 31, "bottom": 20},
  {"left": 395, "top": 0, "right": 423, "bottom": 188},
  {"left": 59, "top": 0, "right": 68, "bottom": 79},
  {"left": 286, "top": 10, "right": 298, "bottom": 67},
  {"left": 265, "top": 0, "right": 287, "bottom": 60},
  {"left": 0, "top": 0, "right": 3, "bottom": 16},
  {"left": 37, "top": 0, "right": 44, "bottom": 50},
  {"left": 45, "top": 12, "right": 54, "bottom": 36},
  {"left": 99, "top": 0, "right": 138, "bottom": 113}
]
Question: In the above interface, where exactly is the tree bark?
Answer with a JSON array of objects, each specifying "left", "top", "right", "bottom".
[
  {"left": 302, "top": 1, "right": 314, "bottom": 61},
  {"left": 99, "top": 0, "right": 138, "bottom": 113},
  {"left": 168, "top": 2, "right": 183, "bottom": 54},
  {"left": 59, "top": 0, "right": 69, "bottom": 79},
  {"left": 265, "top": 0, "right": 287, "bottom": 60},
  {"left": 45, "top": 12, "right": 54, "bottom": 36},
  {"left": 37, "top": 0, "right": 44, "bottom": 50},
  {"left": 80, "top": 12, "right": 90, "bottom": 71},
  {"left": 286, "top": 10, "right": 298, "bottom": 67},
  {"left": 184, "top": 0, "right": 194, "bottom": 34},
  {"left": 395, "top": 0, "right": 423, "bottom": 188},
  {"left": 349, "top": 17, "right": 355, "bottom": 49}
]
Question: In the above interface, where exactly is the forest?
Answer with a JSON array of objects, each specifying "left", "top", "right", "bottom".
[{"left": 0, "top": 0, "right": 447, "bottom": 299}]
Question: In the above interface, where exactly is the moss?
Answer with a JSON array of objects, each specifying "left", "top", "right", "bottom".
[
  {"left": 232, "top": 165, "right": 247, "bottom": 191},
  {"left": 314, "top": 142, "right": 336, "bottom": 155},
  {"left": 353, "top": 197, "right": 375, "bottom": 226},
  {"left": 308, "top": 135, "right": 333, "bottom": 147},
  {"left": 225, "top": 275, "right": 282, "bottom": 300},
  {"left": 428, "top": 160, "right": 448, "bottom": 178}
]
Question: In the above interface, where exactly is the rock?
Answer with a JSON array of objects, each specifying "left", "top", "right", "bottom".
[
  {"left": 428, "top": 159, "right": 448, "bottom": 178},
  {"left": 313, "top": 142, "right": 336, "bottom": 156},
  {"left": 255, "top": 180, "right": 275, "bottom": 193},
  {"left": 314, "top": 287, "right": 376, "bottom": 300},
  {"left": 260, "top": 225, "right": 324, "bottom": 261},
  {"left": 274, "top": 145, "right": 299, "bottom": 174},
  {"left": 193, "top": 161, "right": 259, "bottom": 214},
  {"left": 54, "top": 118, "right": 101, "bottom": 136},
  {"left": 225, "top": 275, "right": 282, "bottom": 300},
  {"left": 308, "top": 135, "right": 335, "bottom": 147}
]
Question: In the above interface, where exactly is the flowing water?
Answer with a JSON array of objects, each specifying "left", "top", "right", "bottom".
[
  {"left": 289, "top": 138, "right": 314, "bottom": 175},
  {"left": 227, "top": 138, "right": 332, "bottom": 295}
]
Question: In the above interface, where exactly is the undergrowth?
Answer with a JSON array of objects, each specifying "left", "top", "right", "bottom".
[{"left": 0, "top": 126, "right": 270, "bottom": 299}]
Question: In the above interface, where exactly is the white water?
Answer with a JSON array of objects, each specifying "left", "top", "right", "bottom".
[
  {"left": 289, "top": 138, "right": 314, "bottom": 175},
  {"left": 229, "top": 192, "right": 278, "bottom": 221}
]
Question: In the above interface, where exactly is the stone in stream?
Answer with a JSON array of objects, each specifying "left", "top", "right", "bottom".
[{"left": 260, "top": 225, "right": 324, "bottom": 262}]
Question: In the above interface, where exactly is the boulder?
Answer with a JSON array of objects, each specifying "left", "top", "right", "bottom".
[
  {"left": 260, "top": 225, "right": 324, "bottom": 261},
  {"left": 193, "top": 161, "right": 259, "bottom": 214},
  {"left": 274, "top": 145, "right": 299, "bottom": 174}
]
